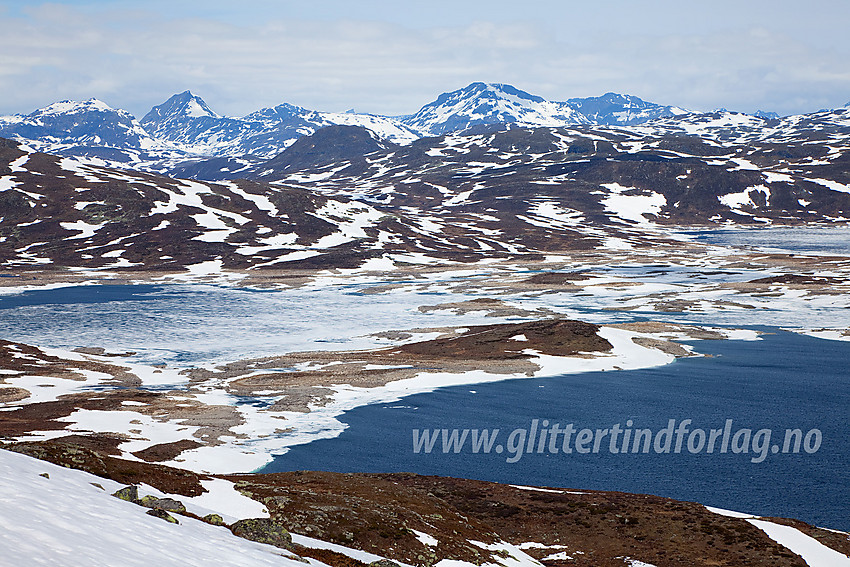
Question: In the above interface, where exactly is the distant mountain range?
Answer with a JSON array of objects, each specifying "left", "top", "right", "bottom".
[
  {"left": 398, "top": 82, "right": 686, "bottom": 135},
  {"left": 0, "top": 82, "right": 760, "bottom": 171},
  {"left": 139, "top": 90, "right": 421, "bottom": 159},
  {"left": 2, "top": 81, "right": 850, "bottom": 273},
  {"left": 3, "top": 101, "right": 850, "bottom": 271}
]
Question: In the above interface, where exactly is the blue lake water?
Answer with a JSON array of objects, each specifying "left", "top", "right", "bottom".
[{"left": 262, "top": 329, "right": 850, "bottom": 532}]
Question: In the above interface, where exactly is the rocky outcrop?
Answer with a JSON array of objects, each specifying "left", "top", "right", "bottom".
[
  {"left": 146, "top": 508, "right": 179, "bottom": 524},
  {"left": 230, "top": 518, "right": 293, "bottom": 549},
  {"left": 139, "top": 495, "right": 187, "bottom": 514}
]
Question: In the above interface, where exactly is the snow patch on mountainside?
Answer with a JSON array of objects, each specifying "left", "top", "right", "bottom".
[
  {"left": 718, "top": 186, "right": 770, "bottom": 214},
  {"left": 747, "top": 518, "right": 850, "bottom": 567},
  {"left": 707, "top": 505, "right": 850, "bottom": 565},
  {"left": 806, "top": 178, "right": 850, "bottom": 194},
  {"left": 600, "top": 183, "right": 666, "bottom": 225},
  {"left": 747, "top": 521, "right": 850, "bottom": 567}
]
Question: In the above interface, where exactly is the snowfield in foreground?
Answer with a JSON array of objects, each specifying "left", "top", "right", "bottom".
[
  {"left": 0, "top": 449, "right": 312, "bottom": 567},
  {"left": 2, "top": 449, "right": 847, "bottom": 567},
  {"left": 0, "top": 449, "right": 549, "bottom": 567}
]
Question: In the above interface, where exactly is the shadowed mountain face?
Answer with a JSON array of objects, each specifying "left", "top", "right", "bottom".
[
  {"left": 261, "top": 125, "right": 396, "bottom": 172},
  {"left": 563, "top": 91, "right": 687, "bottom": 125}
]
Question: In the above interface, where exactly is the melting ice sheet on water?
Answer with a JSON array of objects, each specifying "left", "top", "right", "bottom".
[
  {"left": 0, "top": 283, "right": 509, "bottom": 367},
  {"left": 2, "top": 249, "right": 850, "bottom": 369},
  {"left": 685, "top": 225, "right": 850, "bottom": 256}
]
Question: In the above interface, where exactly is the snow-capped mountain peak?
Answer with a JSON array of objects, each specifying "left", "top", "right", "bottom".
[
  {"left": 402, "top": 82, "right": 590, "bottom": 136},
  {"left": 564, "top": 92, "right": 688, "bottom": 125},
  {"left": 30, "top": 98, "right": 117, "bottom": 117},
  {"left": 142, "top": 90, "right": 220, "bottom": 124},
  {"left": 138, "top": 91, "right": 242, "bottom": 157},
  {"left": 754, "top": 110, "right": 780, "bottom": 120},
  {"left": 0, "top": 97, "right": 163, "bottom": 159},
  {"left": 456, "top": 82, "right": 545, "bottom": 104},
  {"left": 242, "top": 102, "right": 316, "bottom": 123},
  {"left": 400, "top": 83, "right": 695, "bottom": 135}
]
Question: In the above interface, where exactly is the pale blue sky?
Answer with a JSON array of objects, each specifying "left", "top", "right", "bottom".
[{"left": 1, "top": 1, "right": 848, "bottom": 118}]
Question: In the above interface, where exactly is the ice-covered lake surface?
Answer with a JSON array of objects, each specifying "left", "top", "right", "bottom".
[
  {"left": 686, "top": 225, "right": 850, "bottom": 256},
  {"left": 1, "top": 261, "right": 847, "bottom": 368},
  {"left": 1, "top": 279, "right": 848, "bottom": 531},
  {"left": 0, "top": 282, "right": 492, "bottom": 367}
]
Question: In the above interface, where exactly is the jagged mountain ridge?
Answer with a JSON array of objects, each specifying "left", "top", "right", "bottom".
[
  {"left": 139, "top": 90, "right": 420, "bottom": 160},
  {"left": 1, "top": 83, "right": 722, "bottom": 171},
  {"left": 400, "top": 83, "right": 690, "bottom": 136}
]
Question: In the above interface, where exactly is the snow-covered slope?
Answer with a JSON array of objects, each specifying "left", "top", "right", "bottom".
[
  {"left": 707, "top": 507, "right": 850, "bottom": 567},
  {"left": 0, "top": 449, "right": 314, "bottom": 567},
  {"left": 4, "top": 447, "right": 848, "bottom": 567},
  {"left": 0, "top": 98, "right": 182, "bottom": 166},
  {"left": 0, "top": 448, "right": 546, "bottom": 567}
]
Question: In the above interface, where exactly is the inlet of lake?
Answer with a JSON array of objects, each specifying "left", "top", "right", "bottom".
[{"left": 263, "top": 329, "right": 850, "bottom": 532}]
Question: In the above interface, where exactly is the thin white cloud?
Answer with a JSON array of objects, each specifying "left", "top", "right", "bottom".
[{"left": 0, "top": 3, "right": 848, "bottom": 118}]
